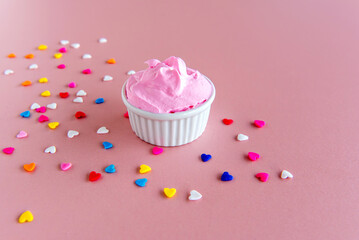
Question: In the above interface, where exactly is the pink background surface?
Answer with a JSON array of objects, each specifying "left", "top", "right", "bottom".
[{"left": 1, "top": 0, "right": 359, "bottom": 239}]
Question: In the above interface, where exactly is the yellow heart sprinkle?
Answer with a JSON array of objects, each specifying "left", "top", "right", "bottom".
[
  {"left": 48, "top": 122, "right": 59, "bottom": 129},
  {"left": 139, "top": 164, "right": 151, "bottom": 174},
  {"left": 41, "top": 90, "right": 51, "bottom": 97},
  {"left": 54, "top": 53, "right": 62, "bottom": 59},
  {"left": 164, "top": 188, "right": 176, "bottom": 198},
  {"left": 18, "top": 211, "right": 34, "bottom": 223},
  {"left": 38, "top": 44, "right": 48, "bottom": 50},
  {"left": 38, "top": 77, "right": 48, "bottom": 83}
]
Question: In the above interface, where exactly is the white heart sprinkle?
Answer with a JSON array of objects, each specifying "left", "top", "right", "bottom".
[
  {"left": 97, "top": 126, "right": 109, "bottom": 134},
  {"left": 73, "top": 97, "right": 83, "bottom": 103},
  {"left": 127, "top": 70, "right": 136, "bottom": 75},
  {"left": 28, "top": 64, "right": 38, "bottom": 70},
  {"left": 70, "top": 43, "right": 80, "bottom": 49},
  {"left": 44, "top": 146, "right": 56, "bottom": 154},
  {"left": 82, "top": 54, "right": 92, "bottom": 59},
  {"left": 281, "top": 170, "right": 294, "bottom": 179},
  {"left": 237, "top": 134, "right": 249, "bottom": 141},
  {"left": 47, "top": 103, "right": 57, "bottom": 110},
  {"left": 30, "top": 103, "right": 41, "bottom": 110},
  {"left": 76, "top": 90, "right": 87, "bottom": 97},
  {"left": 98, "top": 38, "right": 107, "bottom": 43},
  {"left": 60, "top": 40, "right": 69, "bottom": 45},
  {"left": 188, "top": 190, "right": 202, "bottom": 201},
  {"left": 67, "top": 130, "right": 79, "bottom": 138},
  {"left": 103, "top": 75, "right": 113, "bottom": 81},
  {"left": 4, "top": 69, "right": 14, "bottom": 75}
]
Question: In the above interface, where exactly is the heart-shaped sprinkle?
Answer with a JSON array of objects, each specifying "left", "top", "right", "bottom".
[
  {"left": 103, "top": 75, "right": 113, "bottom": 81},
  {"left": 60, "top": 163, "right": 72, "bottom": 171},
  {"left": 237, "top": 134, "right": 249, "bottom": 141},
  {"left": 20, "top": 111, "right": 31, "bottom": 118},
  {"left": 47, "top": 103, "right": 57, "bottom": 110},
  {"left": 152, "top": 147, "right": 163, "bottom": 155},
  {"left": 281, "top": 170, "right": 293, "bottom": 179},
  {"left": 124, "top": 111, "right": 129, "bottom": 118},
  {"left": 70, "top": 43, "right": 80, "bottom": 49},
  {"left": 21, "top": 80, "right": 32, "bottom": 86},
  {"left": 4, "top": 69, "right": 14, "bottom": 75},
  {"left": 102, "top": 141, "right": 113, "bottom": 149},
  {"left": 38, "top": 115, "right": 49, "bottom": 123},
  {"left": 41, "top": 90, "right": 51, "bottom": 97},
  {"left": 221, "top": 172, "right": 233, "bottom": 181},
  {"left": 30, "top": 103, "right": 41, "bottom": 110},
  {"left": 16, "top": 130, "right": 28, "bottom": 139},
  {"left": 89, "top": 171, "right": 101, "bottom": 182},
  {"left": 57, "top": 64, "right": 66, "bottom": 69},
  {"left": 95, "top": 98, "right": 104, "bottom": 104},
  {"left": 82, "top": 68, "right": 91, "bottom": 74},
  {"left": 59, "top": 92, "right": 69, "bottom": 98},
  {"left": 254, "top": 120, "right": 265, "bottom": 128},
  {"left": 201, "top": 154, "right": 212, "bottom": 162},
  {"left": 188, "top": 190, "right": 202, "bottom": 201},
  {"left": 59, "top": 47, "right": 67, "bottom": 53},
  {"left": 18, "top": 211, "right": 33, "bottom": 223},
  {"left": 139, "top": 164, "right": 151, "bottom": 174},
  {"left": 60, "top": 40, "right": 69, "bottom": 45},
  {"left": 127, "top": 70, "right": 136, "bottom": 75},
  {"left": 68, "top": 82, "right": 76, "bottom": 88},
  {"left": 35, "top": 106, "right": 46, "bottom": 113},
  {"left": 76, "top": 90, "right": 87, "bottom": 96},
  {"left": 44, "top": 146, "right": 56, "bottom": 154},
  {"left": 164, "top": 188, "right": 176, "bottom": 198},
  {"left": 97, "top": 126, "right": 109, "bottom": 134},
  {"left": 248, "top": 152, "right": 260, "bottom": 161},
  {"left": 73, "top": 97, "right": 83, "bottom": 103},
  {"left": 25, "top": 54, "right": 34, "bottom": 59},
  {"left": 255, "top": 172, "right": 269, "bottom": 182},
  {"left": 28, "top": 64, "right": 38, "bottom": 70},
  {"left": 82, "top": 54, "right": 92, "bottom": 59},
  {"left": 23, "top": 163, "right": 36, "bottom": 172},
  {"left": 75, "top": 111, "right": 86, "bottom": 119},
  {"left": 37, "top": 44, "right": 47, "bottom": 50},
  {"left": 98, "top": 37, "right": 107, "bottom": 43},
  {"left": 67, "top": 130, "right": 79, "bottom": 138},
  {"left": 48, "top": 122, "right": 59, "bottom": 129},
  {"left": 54, "top": 53, "right": 62, "bottom": 59},
  {"left": 105, "top": 164, "right": 116, "bottom": 173},
  {"left": 8, "top": 53, "right": 16, "bottom": 58},
  {"left": 106, "top": 58, "right": 116, "bottom": 64},
  {"left": 135, "top": 178, "right": 148, "bottom": 187},
  {"left": 222, "top": 118, "right": 233, "bottom": 125},
  {"left": 3, "top": 147, "right": 15, "bottom": 154},
  {"left": 38, "top": 77, "right": 48, "bottom": 83}
]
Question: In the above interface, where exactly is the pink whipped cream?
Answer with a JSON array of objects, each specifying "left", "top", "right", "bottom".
[{"left": 125, "top": 56, "right": 212, "bottom": 113}]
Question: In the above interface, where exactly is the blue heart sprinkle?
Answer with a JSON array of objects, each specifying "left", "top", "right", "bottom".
[
  {"left": 95, "top": 98, "right": 104, "bottom": 104},
  {"left": 20, "top": 110, "right": 30, "bottom": 118},
  {"left": 105, "top": 164, "right": 116, "bottom": 173},
  {"left": 221, "top": 171, "right": 233, "bottom": 181},
  {"left": 102, "top": 141, "right": 113, "bottom": 149},
  {"left": 201, "top": 153, "right": 212, "bottom": 162},
  {"left": 135, "top": 178, "right": 148, "bottom": 187}
]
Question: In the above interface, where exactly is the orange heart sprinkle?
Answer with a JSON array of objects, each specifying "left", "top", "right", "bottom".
[
  {"left": 24, "top": 163, "right": 36, "bottom": 172},
  {"left": 106, "top": 58, "right": 116, "bottom": 64},
  {"left": 21, "top": 80, "right": 32, "bottom": 86},
  {"left": 7, "top": 53, "right": 16, "bottom": 58},
  {"left": 25, "top": 54, "right": 34, "bottom": 59}
]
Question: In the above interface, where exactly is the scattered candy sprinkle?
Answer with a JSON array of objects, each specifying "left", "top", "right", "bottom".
[
  {"left": 105, "top": 164, "right": 116, "bottom": 173},
  {"left": 221, "top": 172, "right": 233, "bottom": 181},
  {"left": 46, "top": 103, "right": 57, "bottom": 110},
  {"left": 103, "top": 75, "right": 113, "bottom": 81},
  {"left": 70, "top": 43, "right": 80, "bottom": 49},
  {"left": 254, "top": 120, "right": 265, "bottom": 128},
  {"left": 281, "top": 170, "right": 293, "bottom": 179},
  {"left": 152, "top": 147, "right": 163, "bottom": 155},
  {"left": 82, "top": 54, "right": 92, "bottom": 59},
  {"left": 102, "top": 141, "right": 113, "bottom": 149},
  {"left": 28, "top": 64, "right": 38, "bottom": 70},
  {"left": 20, "top": 111, "right": 31, "bottom": 118},
  {"left": 23, "top": 163, "right": 36, "bottom": 172},
  {"left": 59, "top": 92, "right": 69, "bottom": 98},
  {"left": 237, "top": 134, "right": 249, "bottom": 141},
  {"left": 95, "top": 98, "right": 104, "bottom": 104},
  {"left": 60, "top": 40, "right": 69, "bottom": 45},
  {"left": 48, "top": 122, "right": 60, "bottom": 129},
  {"left": 248, "top": 152, "right": 260, "bottom": 161},
  {"left": 89, "top": 171, "right": 101, "bottom": 182},
  {"left": 82, "top": 68, "right": 92, "bottom": 74},
  {"left": 44, "top": 145, "right": 56, "bottom": 154},
  {"left": 106, "top": 58, "right": 116, "bottom": 64},
  {"left": 16, "top": 131, "right": 28, "bottom": 139},
  {"left": 3, "top": 147, "right": 15, "bottom": 155},
  {"left": 21, "top": 80, "right": 32, "bottom": 86},
  {"left": 76, "top": 90, "right": 87, "bottom": 96},
  {"left": 127, "top": 70, "right": 136, "bottom": 75},
  {"left": 35, "top": 106, "right": 46, "bottom": 113},
  {"left": 41, "top": 90, "right": 51, "bottom": 97},
  {"left": 97, "top": 126, "right": 109, "bottom": 134},
  {"left": 54, "top": 53, "right": 62, "bottom": 59},
  {"left": 59, "top": 47, "right": 67, "bottom": 53},
  {"left": 67, "top": 130, "right": 79, "bottom": 138},
  {"left": 38, "top": 77, "right": 48, "bottom": 83},
  {"left": 75, "top": 111, "right": 86, "bottom": 119},
  {"left": 188, "top": 190, "right": 202, "bottom": 201},
  {"left": 60, "top": 163, "right": 72, "bottom": 171},
  {"left": 57, "top": 64, "right": 66, "bottom": 69},
  {"left": 124, "top": 112, "right": 129, "bottom": 118},
  {"left": 7, "top": 53, "right": 16, "bottom": 58},
  {"left": 37, "top": 44, "right": 48, "bottom": 50},
  {"left": 4, "top": 69, "right": 14, "bottom": 75},
  {"left": 73, "top": 97, "right": 83, "bottom": 103},
  {"left": 30, "top": 103, "right": 40, "bottom": 110},
  {"left": 98, "top": 38, "right": 107, "bottom": 43},
  {"left": 201, "top": 154, "right": 212, "bottom": 162},
  {"left": 135, "top": 178, "right": 147, "bottom": 187},
  {"left": 68, "top": 82, "right": 76, "bottom": 88},
  {"left": 164, "top": 188, "right": 176, "bottom": 198},
  {"left": 222, "top": 118, "right": 233, "bottom": 125},
  {"left": 255, "top": 172, "right": 269, "bottom": 182},
  {"left": 38, "top": 115, "right": 49, "bottom": 123},
  {"left": 18, "top": 211, "right": 33, "bottom": 223},
  {"left": 139, "top": 164, "right": 151, "bottom": 174},
  {"left": 25, "top": 54, "right": 34, "bottom": 59}
]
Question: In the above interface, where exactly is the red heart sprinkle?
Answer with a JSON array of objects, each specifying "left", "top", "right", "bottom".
[
  {"left": 75, "top": 111, "right": 86, "bottom": 119},
  {"left": 124, "top": 111, "right": 129, "bottom": 118},
  {"left": 59, "top": 92, "right": 69, "bottom": 98},
  {"left": 38, "top": 115, "right": 49, "bottom": 123},
  {"left": 35, "top": 106, "right": 46, "bottom": 113},
  {"left": 254, "top": 120, "right": 265, "bottom": 128},
  {"left": 82, "top": 69, "right": 92, "bottom": 74},
  {"left": 222, "top": 118, "right": 233, "bottom": 125},
  {"left": 255, "top": 172, "right": 269, "bottom": 182},
  {"left": 89, "top": 171, "right": 101, "bottom": 182}
]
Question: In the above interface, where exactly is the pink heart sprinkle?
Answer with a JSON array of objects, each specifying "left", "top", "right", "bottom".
[
  {"left": 35, "top": 106, "right": 46, "bottom": 113},
  {"left": 152, "top": 147, "right": 163, "bottom": 155},
  {"left": 254, "top": 120, "right": 265, "bottom": 128},
  {"left": 60, "top": 163, "right": 72, "bottom": 171},
  {"left": 59, "top": 47, "right": 67, "bottom": 53},
  {"left": 57, "top": 64, "right": 66, "bottom": 69},
  {"left": 38, "top": 115, "right": 49, "bottom": 123},
  {"left": 248, "top": 152, "right": 260, "bottom": 161},
  {"left": 255, "top": 172, "right": 269, "bottom": 182},
  {"left": 82, "top": 69, "right": 92, "bottom": 74},
  {"left": 3, "top": 147, "right": 14, "bottom": 154},
  {"left": 16, "top": 131, "right": 28, "bottom": 139},
  {"left": 68, "top": 82, "right": 76, "bottom": 88}
]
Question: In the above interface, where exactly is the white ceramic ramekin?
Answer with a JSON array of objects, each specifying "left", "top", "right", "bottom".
[{"left": 121, "top": 76, "right": 216, "bottom": 147}]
